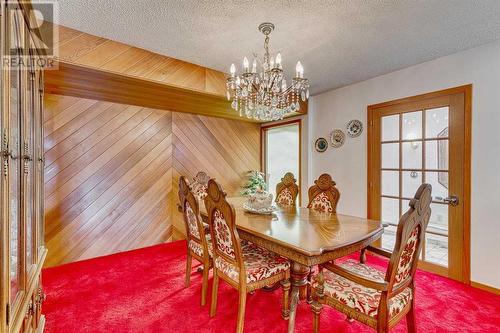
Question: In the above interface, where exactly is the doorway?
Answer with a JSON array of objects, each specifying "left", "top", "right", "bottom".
[{"left": 367, "top": 85, "right": 471, "bottom": 282}]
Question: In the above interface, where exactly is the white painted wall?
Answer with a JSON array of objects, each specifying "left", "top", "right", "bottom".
[{"left": 308, "top": 40, "right": 500, "bottom": 288}]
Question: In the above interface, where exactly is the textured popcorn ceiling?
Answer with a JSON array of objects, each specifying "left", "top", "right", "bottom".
[{"left": 51, "top": 0, "right": 500, "bottom": 95}]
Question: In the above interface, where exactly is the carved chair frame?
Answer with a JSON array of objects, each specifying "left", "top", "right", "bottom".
[
  {"left": 204, "top": 179, "right": 291, "bottom": 333},
  {"left": 178, "top": 176, "right": 213, "bottom": 306},
  {"left": 307, "top": 173, "right": 340, "bottom": 213},
  {"left": 311, "top": 184, "right": 432, "bottom": 333},
  {"left": 275, "top": 172, "right": 299, "bottom": 207}
]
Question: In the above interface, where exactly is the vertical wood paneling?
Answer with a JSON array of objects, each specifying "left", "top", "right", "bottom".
[{"left": 44, "top": 94, "right": 260, "bottom": 266}]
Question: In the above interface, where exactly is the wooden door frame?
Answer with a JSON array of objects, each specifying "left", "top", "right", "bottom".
[
  {"left": 367, "top": 84, "right": 471, "bottom": 284},
  {"left": 261, "top": 118, "right": 302, "bottom": 206}
]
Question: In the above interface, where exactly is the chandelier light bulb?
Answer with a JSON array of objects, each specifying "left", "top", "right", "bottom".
[
  {"left": 296, "top": 61, "right": 303, "bottom": 78},
  {"left": 230, "top": 63, "right": 236, "bottom": 77},
  {"left": 275, "top": 52, "right": 282, "bottom": 67},
  {"left": 243, "top": 57, "right": 249, "bottom": 71},
  {"left": 270, "top": 56, "right": 275, "bottom": 69},
  {"left": 252, "top": 58, "right": 257, "bottom": 73}
]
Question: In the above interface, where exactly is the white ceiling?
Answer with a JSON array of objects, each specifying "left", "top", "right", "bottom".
[{"left": 52, "top": 0, "right": 500, "bottom": 95}]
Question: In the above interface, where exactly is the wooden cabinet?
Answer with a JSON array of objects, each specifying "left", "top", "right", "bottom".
[{"left": 1, "top": 1, "right": 47, "bottom": 332}]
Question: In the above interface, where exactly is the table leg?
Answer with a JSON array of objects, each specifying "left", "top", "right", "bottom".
[{"left": 287, "top": 261, "right": 310, "bottom": 333}]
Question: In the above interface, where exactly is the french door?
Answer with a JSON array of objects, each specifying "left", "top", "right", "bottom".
[{"left": 367, "top": 85, "right": 471, "bottom": 282}]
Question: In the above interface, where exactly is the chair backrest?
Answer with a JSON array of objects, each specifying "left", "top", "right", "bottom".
[
  {"left": 204, "top": 179, "right": 245, "bottom": 283},
  {"left": 275, "top": 172, "right": 299, "bottom": 207},
  {"left": 191, "top": 171, "right": 210, "bottom": 200},
  {"left": 307, "top": 173, "right": 340, "bottom": 213},
  {"left": 179, "top": 176, "right": 209, "bottom": 253},
  {"left": 386, "top": 183, "right": 432, "bottom": 293}
]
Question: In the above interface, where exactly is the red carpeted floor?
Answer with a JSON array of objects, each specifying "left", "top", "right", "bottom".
[{"left": 43, "top": 240, "right": 500, "bottom": 333}]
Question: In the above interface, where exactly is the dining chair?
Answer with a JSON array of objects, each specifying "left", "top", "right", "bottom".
[
  {"left": 204, "top": 179, "right": 291, "bottom": 333},
  {"left": 310, "top": 183, "right": 432, "bottom": 333},
  {"left": 191, "top": 171, "right": 210, "bottom": 200},
  {"left": 307, "top": 173, "right": 340, "bottom": 213},
  {"left": 178, "top": 176, "right": 213, "bottom": 306},
  {"left": 275, "top": 172, "right": 299, "bottom": 207}
]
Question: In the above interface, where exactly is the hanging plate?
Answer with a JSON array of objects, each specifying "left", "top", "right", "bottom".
[
  {"left": 346, "top": 119, "right": 363, "bottom": 138},
  {"left": 330, "top": 129, "right": 346, "bottom": 148},
  {"left": 315, "top": 138, "right": 328, "bottom": 152}
]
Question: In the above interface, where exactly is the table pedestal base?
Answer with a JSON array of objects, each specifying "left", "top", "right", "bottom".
[{"left": 287, "top": 261, "right": 310, "bottom": 333}]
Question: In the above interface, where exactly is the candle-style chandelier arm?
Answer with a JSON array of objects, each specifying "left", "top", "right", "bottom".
[{"left": 226, "top": 22, "right": 310, "bottom": 121}]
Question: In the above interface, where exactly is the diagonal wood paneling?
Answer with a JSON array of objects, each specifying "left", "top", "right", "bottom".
[
  {"left": 44, "top": 94, "right": 174, "bottom": 267},
  {"left": 171, "top": 112, "right": 260, "bottom": 239},
  {"left": 44, "top": 94, "right": 260, "bottom": 266}
]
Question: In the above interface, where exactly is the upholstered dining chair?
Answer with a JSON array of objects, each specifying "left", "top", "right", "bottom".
[
  {"left": 307, "top": 173, "right": 340, "bottom": 213},
  {"left": 204, "top": 179, "right": 291, "bottom": 333},
  {"left": 275, "top": 172, "right": 299, "bottom": 207},
  {"left": 310, "top": 183, "right": 432, "bottom": 333},
  {"left": 191, "top": 171, "right": 210, "bottom": 200},
  {"left": 178, "top": 176, "right": 213, "bottom": 306}
]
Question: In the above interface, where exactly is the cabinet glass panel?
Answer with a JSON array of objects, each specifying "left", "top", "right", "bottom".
[
  {"left": 26, "top": 54, "right": 35, "bottom": 268},
  {"left": 9, "top": 61, "right": 22, "bottom": 302},
  {"left": 9, "top": 4, "right": 24, "bottom": 303}
]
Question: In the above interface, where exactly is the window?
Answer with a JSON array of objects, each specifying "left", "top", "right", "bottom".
[{"left": 262, "top": 121, "right": 301, "bottom": 204}]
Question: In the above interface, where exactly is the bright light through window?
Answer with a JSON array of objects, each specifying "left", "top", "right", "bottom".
[{"left": 264, "top": 123, "right": 300, "bottom": 203}]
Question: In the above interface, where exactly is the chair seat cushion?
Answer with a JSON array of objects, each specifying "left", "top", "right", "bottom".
[
  {"left": 215, "top": 240, "right": 289, "bottom": 283},
  {"left": 188, "top": 236, "right": 213, "bottom": 258},
  {"left": 313, "top": 259, "right": 412, "bottom": 319}
]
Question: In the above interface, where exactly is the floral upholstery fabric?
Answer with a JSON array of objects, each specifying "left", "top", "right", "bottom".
[
  {"left": 314, "top": 259, "right": 412, "bottom": 318},
  {"left": 191, "top": 183, "right": 208, "bottom": 200},
  {"left": 185, "top": 202, "right": 200, "bottom": 239},
  {"left": 202, "top": 222, "right": 210, "bottom": 234},
  {"left": 215, "top": 240, "right": 290, "bottom": 283},
  {"left": 213, "top": 209, "right": 236, "bottom": 259},
  {"left": 188, "top": 237, "right": 213, "bottom": 258},
  {"left": 310, "top": 192, "right": 334, "bottom": 213},
  {"left": 394, "top": 226, "right": 419, "bottom": 287},
  {"left": 276, "top": 188, "right": 294, "bottom": 206}
]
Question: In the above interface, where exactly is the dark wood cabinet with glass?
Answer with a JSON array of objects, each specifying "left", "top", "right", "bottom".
[{"left": 1, "top": 1, "right": 47, "bottom": 332}]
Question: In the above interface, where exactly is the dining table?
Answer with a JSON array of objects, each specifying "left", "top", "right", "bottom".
[{"left": 194, "top": 196, "right": 383, "bottom": 332}]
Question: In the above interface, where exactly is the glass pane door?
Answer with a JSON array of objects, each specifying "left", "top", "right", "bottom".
[{"left": 380, "top": 108, "right": 450, "bottom": 267}]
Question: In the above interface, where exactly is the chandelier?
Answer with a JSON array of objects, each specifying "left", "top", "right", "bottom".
[{"left": 226, "top": 22, "right": 310, "bottom": 121}]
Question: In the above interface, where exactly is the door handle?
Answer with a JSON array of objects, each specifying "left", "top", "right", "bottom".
[{"left": 443, "top": 195, "right": 459, "bottom": 206}]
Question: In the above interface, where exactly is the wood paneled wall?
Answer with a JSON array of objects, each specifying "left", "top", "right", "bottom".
[
  {"left": 54, "top": 24, "right": 227, "bottom": 97},
  {"left": 44, "top": 94, "right": 260, "bottom": 267}
]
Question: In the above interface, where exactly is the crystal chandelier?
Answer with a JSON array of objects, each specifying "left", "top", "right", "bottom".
[{"left": 226, "top": 22, "right": 310, "bottom": 121}]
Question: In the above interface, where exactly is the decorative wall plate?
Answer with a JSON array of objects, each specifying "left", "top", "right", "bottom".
[
  {"left": 330, "top": 129, "right": 345, "bottom": 148},
  {"left": 315, "top": 138, "right": 328, "bottom": 152},
  {"left": 346, "top": 119, "right": 363, "bottom": 137}
]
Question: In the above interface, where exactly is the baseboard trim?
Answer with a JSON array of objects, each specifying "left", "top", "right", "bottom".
[{"left": 471, "top": 281, "right": 500, "bottom": 295}]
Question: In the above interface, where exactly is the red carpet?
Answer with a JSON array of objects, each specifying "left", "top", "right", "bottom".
[{"left": 43, "top": 240, "right": 500, "bottom": 332}]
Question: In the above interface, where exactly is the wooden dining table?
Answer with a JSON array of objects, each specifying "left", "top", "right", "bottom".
[{"left": 193, "top": 197, "right": 384, "bottom": 332}]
